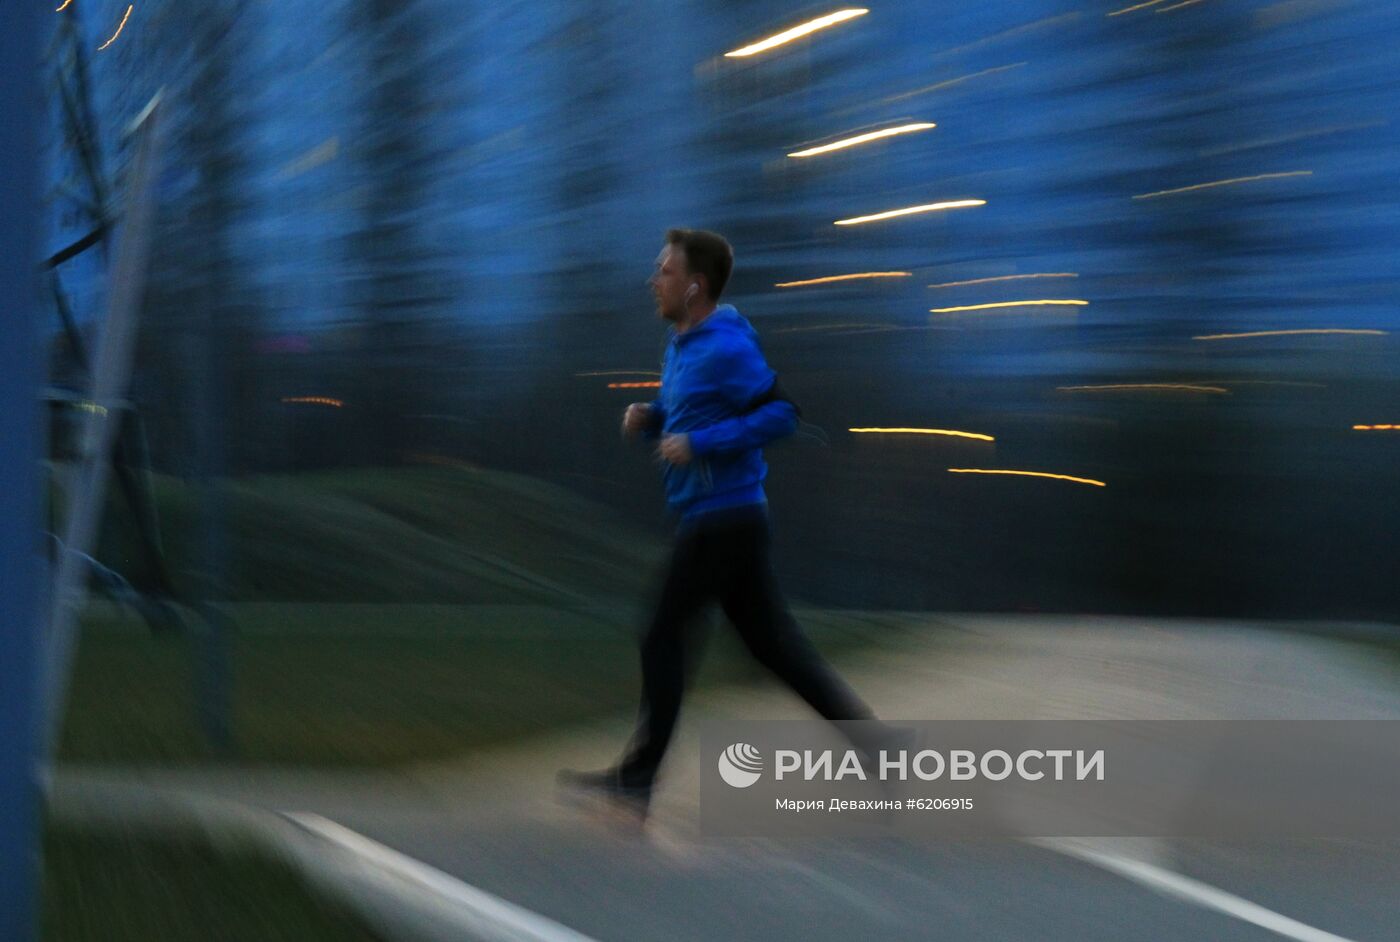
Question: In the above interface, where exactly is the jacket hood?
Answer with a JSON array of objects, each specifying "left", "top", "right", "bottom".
[{"left": 674, "top": 304, "right": 758, "bottom": 344}]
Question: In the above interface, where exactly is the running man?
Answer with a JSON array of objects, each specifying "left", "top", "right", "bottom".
[{"left": 559, "top": 228, "right": 881, "bottom": 817}]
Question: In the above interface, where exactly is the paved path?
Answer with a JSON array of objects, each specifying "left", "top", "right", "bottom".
[{"left": 55, "top": 616, "right": 1400, "bottom": 941}]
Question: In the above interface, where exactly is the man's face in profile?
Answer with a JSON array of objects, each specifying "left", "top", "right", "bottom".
[{"left": 648, "top": 244, "right": 690, "bottom": 322}]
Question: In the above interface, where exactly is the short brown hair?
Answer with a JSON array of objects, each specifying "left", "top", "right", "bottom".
[{"left": 666, "top": 228, "right": 734, "bottom": 301}]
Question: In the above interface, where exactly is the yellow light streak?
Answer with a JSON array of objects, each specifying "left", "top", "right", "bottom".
[
  {"left": 1132, "top": 171, "right": 1312, "bottom": 200},
  {"left": 282, "top": 396, "right": 344, "bottom": 407},
  {"left": 835, "top": 199, "right": 985, "bottom": 226},
  {"left": 788, "top": 123, "right": 936, "bottom": 158},
  {"left": 1353, "top": 424, "right": 1399, "bottom": 431},
  {"left": 928, "top": 273, "right": 1078, "bottom": 289},
  {"left": 931, "top": 299, "right": 1088, "bottom": 314},
  {"left": 56, "top": 0, "right": 74, "bottom": 11},
  {"left": 1156, "top": 0, "right": 1206, "bottom": 11},
  {"left": 98, "top": 5, "right": 133, "bottom": 50},
  {"left": 725, "top": 8, "right": 868, "bottom": 57},
  {"left": 575, "top": 370, "right": 661, "bottom": 377},
  {"left": 849, "top": 427, "right": 995, "bottom": 442},
  {"left": 608, "top": 381, "right": 662, "bottom": 389},
  {"left": 1107, "top": 0, "right": 1169, "bottom": 15},
  {"left": 1057, "top": 383, "right": 1228, "bottom": 394},
  {"left": 947, "top": 468, "right": 1106, "bottom": 487},
  {"left": 775, "top": 272, "right": 911, "bottom": 288},
  {"left": 1193, "top": 329, "right": 1387, "bottom": 341}
]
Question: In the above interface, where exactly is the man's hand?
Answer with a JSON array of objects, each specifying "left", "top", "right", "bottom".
[
  {"left": 656, "top": 434, "right": 692, "bottom": 466},
  {"left": 622, "top": 402, "right": 652, "bottom": 439}
]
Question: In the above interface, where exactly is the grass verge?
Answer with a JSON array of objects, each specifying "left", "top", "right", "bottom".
[
  {"left": 84, "top": 466, "right": 663, "bottom": 605},
  {"left": 61, "top": 603, "right": 913, "bottom": 767},
  {"left": 42, "top": 821, "right": 381, "bottom": 942}
]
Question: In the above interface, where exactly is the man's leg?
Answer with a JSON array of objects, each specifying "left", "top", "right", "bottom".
[
  {"left": 614, "top": 528, "right": 714, "bottom": 787},
  {"left": 719, "top": 518, "right": 875, "bottom": 723}
]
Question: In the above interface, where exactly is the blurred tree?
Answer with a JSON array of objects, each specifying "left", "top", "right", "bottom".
[
  {"left": 113, "top": 0, "right": 265, "bottom": 478},
  {"left": 343, "top": 0, "right": 457, "bottom": 467}
]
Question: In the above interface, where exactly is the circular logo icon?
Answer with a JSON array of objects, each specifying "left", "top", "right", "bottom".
[{"left": 718, "top": 743, "right": 763, "bottom": 788}]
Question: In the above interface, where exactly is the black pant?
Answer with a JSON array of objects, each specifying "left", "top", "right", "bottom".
[{"left": 619, "top": 508, "right": 873, "bottom": 786}]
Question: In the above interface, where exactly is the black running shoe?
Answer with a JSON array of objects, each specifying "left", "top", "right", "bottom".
[{"left": 556, "top": 768, "right": 652, "bottom": 820}]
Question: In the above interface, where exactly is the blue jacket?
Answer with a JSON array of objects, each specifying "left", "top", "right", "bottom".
[{"left": 645, "top": 305, "right": 798, "bottom": 519}]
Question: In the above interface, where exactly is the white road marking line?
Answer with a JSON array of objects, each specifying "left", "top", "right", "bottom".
[
  {"left": 1032, "top": 838, "right": 1360, "bottom": 942},
  {"left": 284, "top": 812, "right": 601, "bottom": 942}
]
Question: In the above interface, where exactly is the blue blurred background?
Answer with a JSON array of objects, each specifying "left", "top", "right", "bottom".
[{"left": 45, "top": 0, "right": 1400, "bottom": 619}]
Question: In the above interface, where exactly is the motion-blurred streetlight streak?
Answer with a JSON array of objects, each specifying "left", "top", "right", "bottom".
[
  {"left": 929, "top": 273, "right": 1078, "bottom": 289},
  {"left": 1057, "top": 383, "right": 1227, "bottom": 394},
  {"left": 1205, "top": 380, "right": 1327, "bottom": 388},
  {"left": 948, "top": 469, "right": 1106, "bottom": 487},
  {"left": 788, "top": 123, "right": 935, "bottom": 158},
  {"left": 97, "top": 4, "right": 132, "bottom": 50},
  {"left": 1132, "top": 171, "right": 1312, "bottom": 200},
  {"left": 775, "top": 272, "right": 911, "bottom": 287},
  {"left": 282, "top": 396, "right": 344, "bottom": 407},
  {"left": 849, "top": 427, "right": 995, "bottom": 441},
  {"left": 1353, "top": 424, "right": 1399, "bottom": 431},
  {"left": 1106, "top": 0, "right": 1169, "bottom": 15},
  {"left": 835, "top": 199, "right": 985, "bottom": 226},
  {"left": 56, "top": 0, "right": 74, "bottom": 12},
  {"left": 931, "top": 299, "right": 1088, "bottom": 314},
  {"left": 725, "top": 8, "right": 868, "bottom": 57},
  {"left": 607, "top": 382, "right": 662, "bottom": 389},
  {"left": 1193, "top": 329, "right": 1387, "bottom": 341},
  {"left": 1156, "top": 0, "right": 1207, "bottom": 12}
]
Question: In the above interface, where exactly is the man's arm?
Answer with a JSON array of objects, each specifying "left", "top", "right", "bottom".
[
  {"left": 685, "top": 396, "right": 798, "bottom": 457},
  {"left": 643, "top": 401, "right": 666, "bottom": 438},
  {"left": 687, "top": 333, "right": 801, "bottom": 456},
  {"left": 623, "top": 401, "right": 667, "bottom": 439},
  {"left": 660, "top": 332, "right": 799, "bottom": 461}
]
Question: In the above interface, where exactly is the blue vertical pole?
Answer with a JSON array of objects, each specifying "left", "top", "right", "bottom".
[{"left": 1, "top": 2, "right": 45, "bottom": 939}]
